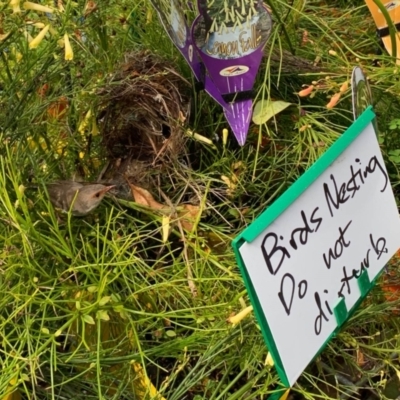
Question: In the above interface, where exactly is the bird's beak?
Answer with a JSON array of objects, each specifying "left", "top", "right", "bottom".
[{"left": 101, "top": 185, "right": 116, "bottom": 195}]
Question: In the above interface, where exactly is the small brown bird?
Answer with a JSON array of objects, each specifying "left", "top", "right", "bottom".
[{"left": 46, "top": 181, "right": 115, "bottom": 216}]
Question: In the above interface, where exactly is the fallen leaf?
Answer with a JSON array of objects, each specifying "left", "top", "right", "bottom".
[
  {"left": 37, "top": 83, "right": 49, "bottom": 98},
  {"left": 47, "top": 96, "right": 68, "bottom": 119},
  {"left": 178, "top": 204, "right": 200, "bottom": 231},
  {"left": 252, "top": 100, "right": 292, "bottom": 125},
  {"left": 356, "top": 348, "right": 365, "bottom": 366},
  {"left": 128, "top": 184, "right": 166, "bottom": 210},
  {"left": 83, "top": 0, "right": 98, "bottom": 17},
  {"left": 381, "top": 282, "right": 400, "bottom": 302},
  {"left": 132, "top": 362, "right": 166, "bottom": 400}
]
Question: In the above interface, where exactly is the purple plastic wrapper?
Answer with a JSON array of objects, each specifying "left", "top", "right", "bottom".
[
  {"left": 149, "top": 0, "right": 203, "bottom": 81},
  {"left": 224, "top": 100, "right": 252, "bottom": 146},
  {"left": 191, "top": 0, "right": 271, "bottom": 144},
  {"left": 192, "top": 1, "right": 271, "bottom": 95},
  {"left": 149, "top": 0, "right": 272, "bottom": 145}
]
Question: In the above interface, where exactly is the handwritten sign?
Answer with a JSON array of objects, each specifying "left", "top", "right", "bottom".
[{"left": 232, "top": 106, "right": 400, "bottom": 387}]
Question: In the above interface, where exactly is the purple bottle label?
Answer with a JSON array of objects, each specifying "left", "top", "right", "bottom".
[{"left": 192, "top": 0, "right": 271, "bottom": 94}]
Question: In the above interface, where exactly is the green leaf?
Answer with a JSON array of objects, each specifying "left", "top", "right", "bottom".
[
  {"left": 82, "top": 314, "right": 95, "bottom": 325},
  {"left": 252, "top": 100, "right": 292, "bottom": 125},
  {"left": 99, "top": 296, "right": 111, "bottom": 306},
  {"left": 166, "top": 329, "right": 176, "bottom": 337},
  {"left": 111, "top": 293, "right": 120, "bottom": 302},
  {"left": 97, "top": 310, "right": 110, "bottom": 321}
]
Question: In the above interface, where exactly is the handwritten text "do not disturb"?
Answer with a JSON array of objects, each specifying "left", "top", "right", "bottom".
[{"left": 260, "top": 155, "right": 389, "bottom": 336}]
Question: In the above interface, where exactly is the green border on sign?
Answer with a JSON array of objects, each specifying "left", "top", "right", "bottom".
[{"left": 232, "top": 106, "right": 377, "bottom": 389}]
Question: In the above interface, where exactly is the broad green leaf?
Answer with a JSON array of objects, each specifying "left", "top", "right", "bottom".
[
  {"left": 166, "top": 330, "right": 176, "bottom": 337},
  {"left": 252, "top": 100, "right": 292, "bottom": 125},
  {"left": 97, "top": 310, "right": 110, "bottom": 321},
  {"left": 99, "top": 296, "right": 111, "bottom": 306},
  {"left": 111, "top": 293, "right": 120, "bottom": 302},
  {"left": 82, "top": 314, "right": 95, "bottom": 325}
]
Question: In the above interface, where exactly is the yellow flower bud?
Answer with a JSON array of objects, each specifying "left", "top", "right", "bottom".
[
  {"left": 64, "top": 33, "right": 73, "bottom": 60},
  {"left": 222, "top": 128, "right": 229, "bottom": 147},
  {"left": 23, "top": 1, "right": 53, "bottom": 13},
  {"left": 10, "top": 0, "right": 21, "bottom": 13},
  {"left": 298, "top": 85, "right": 314, "bottom": 97},
  {"left": 339, "top": 81, "right": 349, "bottom": 93},
  {"left": 227, "top": 305, "right": 253, "bottom": 324},
  {"left": 326, "top": 92, "right": 341, "bottom": 109},
  {"left": 29, "top": 24, "right": 50, "bottom": 49}
]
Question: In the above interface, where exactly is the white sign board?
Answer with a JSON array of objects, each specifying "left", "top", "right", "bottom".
[{"left": 232, "top": 107, "right": 400, "bottom": 387}]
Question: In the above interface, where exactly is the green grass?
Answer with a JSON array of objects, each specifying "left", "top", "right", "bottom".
[{"left": 1, "top": 0, "right": 400, "bottom": 399}]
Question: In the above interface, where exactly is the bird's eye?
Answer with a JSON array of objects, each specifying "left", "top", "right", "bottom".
[{"left": 95, "top": 193, "right": 100, "bottom": 198}]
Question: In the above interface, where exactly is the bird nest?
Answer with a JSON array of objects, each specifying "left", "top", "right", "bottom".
[{"left": 97, "top": 51, "right": 191, "bottom": 163}]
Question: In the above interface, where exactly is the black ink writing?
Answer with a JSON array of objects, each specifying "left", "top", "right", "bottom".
[
  {"left": 370, "top": 234, "right": 388, "bottom": 260},
  {"left": 310, "top": 207, "right": 323, "bottom": 232},
  {"left": 314, "top": 289, "right": 333, "bottom": 335},
  {"left": 324, "top": 156, "right": 389, "bottom": 217},
  {"left": 261, "top": 233, "right": 291, "bottom": 276},
  {"left": 278, "top": 273, "right": 294, "bottom": 315},
  {"left": 338, "top": 249, "right": 370, "bottom": 298},
  {"left": 261, "top": 207, "right": 323, "bottom": 275},
  {"left": 323, "top": 220, "right": 352, "bottom": 269},
  {"left": 289, "top": 207, "right": 322, "bottom": 250},
  {"left": 278, "top": 273, "right": 308, "bottom": 315}
]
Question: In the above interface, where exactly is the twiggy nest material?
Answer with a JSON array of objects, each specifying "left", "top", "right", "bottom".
[{"left": 98, "top": 51, "right": 191, "bottom": 162}]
